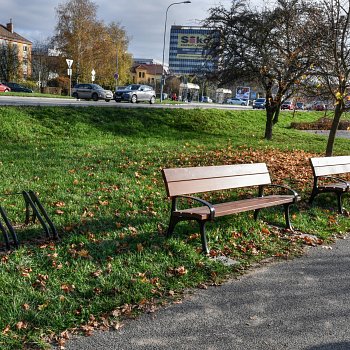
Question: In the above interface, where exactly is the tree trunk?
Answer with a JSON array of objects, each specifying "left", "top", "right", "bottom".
[
  {"left": 265, "top": 108, "right": 274, "bottom": 140},
  {"left": 325, "top": 103, "right": 342, "bottom": 156},
  {"left": 273, "top": 107, "right": 280, "bottom": 124}
]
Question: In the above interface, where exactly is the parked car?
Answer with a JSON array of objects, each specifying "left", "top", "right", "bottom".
[
  {"left": 252, "top": 98, "right": 266, "bottom": 109},
  {"left": 295, "top": 102, "right": 304, "bottom": 110},
  {"left": 114, "top": 84, "right": 156, "bottom": 104},
  {"left": 0, "top": 83, "right": 11, "bottom": 92},
  {"left": 226, "top": 97, "right": 247, "bottom": 105},
  {"left": 281, "top": 101, "right": 294, "bottom": 110},
  {"left": 4, "top": 82, "right": 33, "bottom": 93},
  {"left": 72, "top": 83, "right": 113, "bottom": 102},
  {"left": 313, "top": 101, "right": 327, "bottom": 111},
  {"left": 201, "top": 96, "right": 213, "bottom": 103},
  {"left": 305, "top": 101, "right": 329, "bottom": 111}
]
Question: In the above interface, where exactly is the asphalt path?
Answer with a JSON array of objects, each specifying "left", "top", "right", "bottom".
[
  {"left": 304, "top": 130, "right": 350, "bottom": 139},
  {"left": 56, "top": 236, "right": 350, "bottom": 350},
  {"left": 0, "top": 95, "right": 250, "bottom": 110}
]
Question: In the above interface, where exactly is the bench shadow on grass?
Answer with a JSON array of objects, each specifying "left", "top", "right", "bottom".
[
  {"left": 310, "top": 194, "right": 350, "bottom": 213},
  {"left": 0, "top": 201, "right": 314, "bottom": 257},
  {"left": 0, "top": 214, "right": 171, "bottom": 259}
]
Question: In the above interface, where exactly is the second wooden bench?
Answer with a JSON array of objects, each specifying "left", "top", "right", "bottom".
[
  {"left": 162, "top": 163, "right": 300, "bottom": 254},
  {"left": 309, "top": 155, "right": 350, "bottom": 213}
]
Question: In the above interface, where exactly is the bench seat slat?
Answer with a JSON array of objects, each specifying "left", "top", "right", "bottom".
[
  {"left": 163, "top": 163, "right": 269, "bottom": 182},
  {"left": 310, "top": 156, "right": 350, "bottom": 167},
  {"left": 318, "top": 182, "right": 349, "bottom": 191},
  {"left": 173, "top": 195, "right": 295, "bottom": 220},
  {"left": 312, "top": 164, "right": 350, "bottom": 177},
  {"left": 166, "top": 173, "right": 271, "bottom": 197},
  {"left": 310, "top": 156, "right": 350, "bottom": 176}
]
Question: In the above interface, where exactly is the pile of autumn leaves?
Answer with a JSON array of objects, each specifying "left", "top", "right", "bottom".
[{"left": 171, "top": 146, "right": 317, "bottom": 192}]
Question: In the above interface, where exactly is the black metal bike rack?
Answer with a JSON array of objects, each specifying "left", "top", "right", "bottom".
[
  {"left": 22, "top": 190, "right": 58, "bottom": 239},
  {"left": 0, "top": 206, "right": 19, "bottom": 250},
  {"left": 0, "top": 190, "right": 58, "bottom": 250}
]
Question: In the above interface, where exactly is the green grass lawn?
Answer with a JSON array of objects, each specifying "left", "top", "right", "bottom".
[{"left": 0, "top": 106, "right": 350, "bottom": 349}]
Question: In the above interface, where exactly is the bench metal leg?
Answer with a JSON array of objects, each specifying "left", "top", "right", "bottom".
[
  {"left": 254, "top": 209, "right": 260, "bottom": 221},
  {"left": 309, "top": 189, "right": 318, "bottom": 205},
  {"left": 198, "top": 220, "right": 209, "bottom": 255},
  {"left": 166, "top": 216, "right": 179, "bottom": 237},
  {"left": 166, "top": 216, "right": 209, "bottom": 254},
  {"left": 337, "top": 193, "right": 344, "bottom": 214},
  {"left": 284, "top": 204, "right": 293, "bottom": 230}
]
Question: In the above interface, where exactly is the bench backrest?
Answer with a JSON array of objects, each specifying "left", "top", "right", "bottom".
[
  {"left": 162, "top": 163, "right": 271, "bottom": 197},
  {"left": 310, "top": 156, "right": 350, "bottom": 177}
]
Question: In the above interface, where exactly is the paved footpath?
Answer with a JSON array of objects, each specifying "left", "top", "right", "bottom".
[{"left": 60, "top": 236, "right": 350, "bottom": 350}]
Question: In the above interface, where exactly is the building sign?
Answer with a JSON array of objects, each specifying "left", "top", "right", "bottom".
[
  {"left": 178, "top": 34, "right": 210, "bottom": 48},
  {"left": 176, "top": 34, "right": 210, "bottom": 59}
]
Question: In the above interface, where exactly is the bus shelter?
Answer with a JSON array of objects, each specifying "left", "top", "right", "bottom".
[
  {"left": 216, "top": 88, "right": 232, "bottom": 104},
  {"left": 179, "top": 83, "right": 200, "bottom": 102}
]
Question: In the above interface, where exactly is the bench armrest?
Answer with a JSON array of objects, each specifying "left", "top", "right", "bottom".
[
  {"left": 317, "top": 175, "right": 350, "bottom": 188},
  {"left": 259, "top": 184, "right": 300, "bottom": 202},
  {"left": 172, "top": 195, "right": 216, "bottom": 220}
]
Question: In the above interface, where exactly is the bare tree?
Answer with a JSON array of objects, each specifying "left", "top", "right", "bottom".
[
  {"left": 312, "top": 0, "right": 350, "bottom": 156},
  {"left": 31, "top": 39, "right": 56, "bottom": 87},
  {"left": 205, "top": 0, "right": 320, "bottom": 139}
]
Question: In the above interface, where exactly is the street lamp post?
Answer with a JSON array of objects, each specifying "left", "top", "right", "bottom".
[{"left": 160, "top": 1, "right": 191, "bottom": 103}]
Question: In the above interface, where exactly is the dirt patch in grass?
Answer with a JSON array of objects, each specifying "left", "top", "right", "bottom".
[{"left": 291, "top": 117, "right": 350, "bottom": 130}]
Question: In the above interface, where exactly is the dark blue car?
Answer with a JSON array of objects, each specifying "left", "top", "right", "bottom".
[
  {"left": 252, "top": 98, "right": 266, "bottom": 109},
  {"left": 4, "top": 82, "right": 33, "bottom": 93}
]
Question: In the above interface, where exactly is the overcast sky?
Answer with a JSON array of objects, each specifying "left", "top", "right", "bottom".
[{"left": 0, "top": 0, "right": 264, "bottom": 63}]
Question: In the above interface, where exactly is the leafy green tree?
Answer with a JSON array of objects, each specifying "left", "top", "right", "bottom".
[
  {"left": 53, "top": 0, "right": 131, "bottom": 86},
  {"left": 0, "top": 42, "right": 20, "bottom": 82}
]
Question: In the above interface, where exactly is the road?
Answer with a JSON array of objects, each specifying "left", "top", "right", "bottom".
[{"left": 0, "top": 95, "right": 251, "bottom": 110}]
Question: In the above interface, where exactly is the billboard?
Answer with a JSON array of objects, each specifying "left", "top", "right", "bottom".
[
  {"left": 169, "top": 26, "right": 218, "bottom": 74},
  {"left": 236, "top": 87, "right": 250, "bottom": 100}
]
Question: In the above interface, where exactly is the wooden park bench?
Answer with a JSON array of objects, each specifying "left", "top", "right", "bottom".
[
  {"left": 309, "top": 156, "right": 350, "bottom": 213},
  {"left": 162, "top": 163, "right": 300, "bottom": 254}
]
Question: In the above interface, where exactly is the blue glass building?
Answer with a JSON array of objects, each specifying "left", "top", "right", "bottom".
[{"left": 168, "top": 26, "right": 218, "bottom": 75}]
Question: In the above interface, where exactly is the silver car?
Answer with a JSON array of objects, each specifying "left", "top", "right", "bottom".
[
  {"left": 226, "top": 97, "right": 247, "bottom": 105},
  {"left": 114, "top": 84, "right": 156, "bottom": 104},
  {"left": 72, "top": 83, "right": 113, "bottom": 102}
]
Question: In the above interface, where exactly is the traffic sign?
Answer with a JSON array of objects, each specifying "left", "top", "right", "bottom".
[
  {"left": 66, "top": 59, "right": 73, "bottom": 68},
  {"left": 114, "top": 73, "right": 119, "bottom": 80}
]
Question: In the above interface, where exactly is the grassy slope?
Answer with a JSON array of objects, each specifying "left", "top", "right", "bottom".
[{"left": 0, "top": 106, "right": 349, "bottom": 349}]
